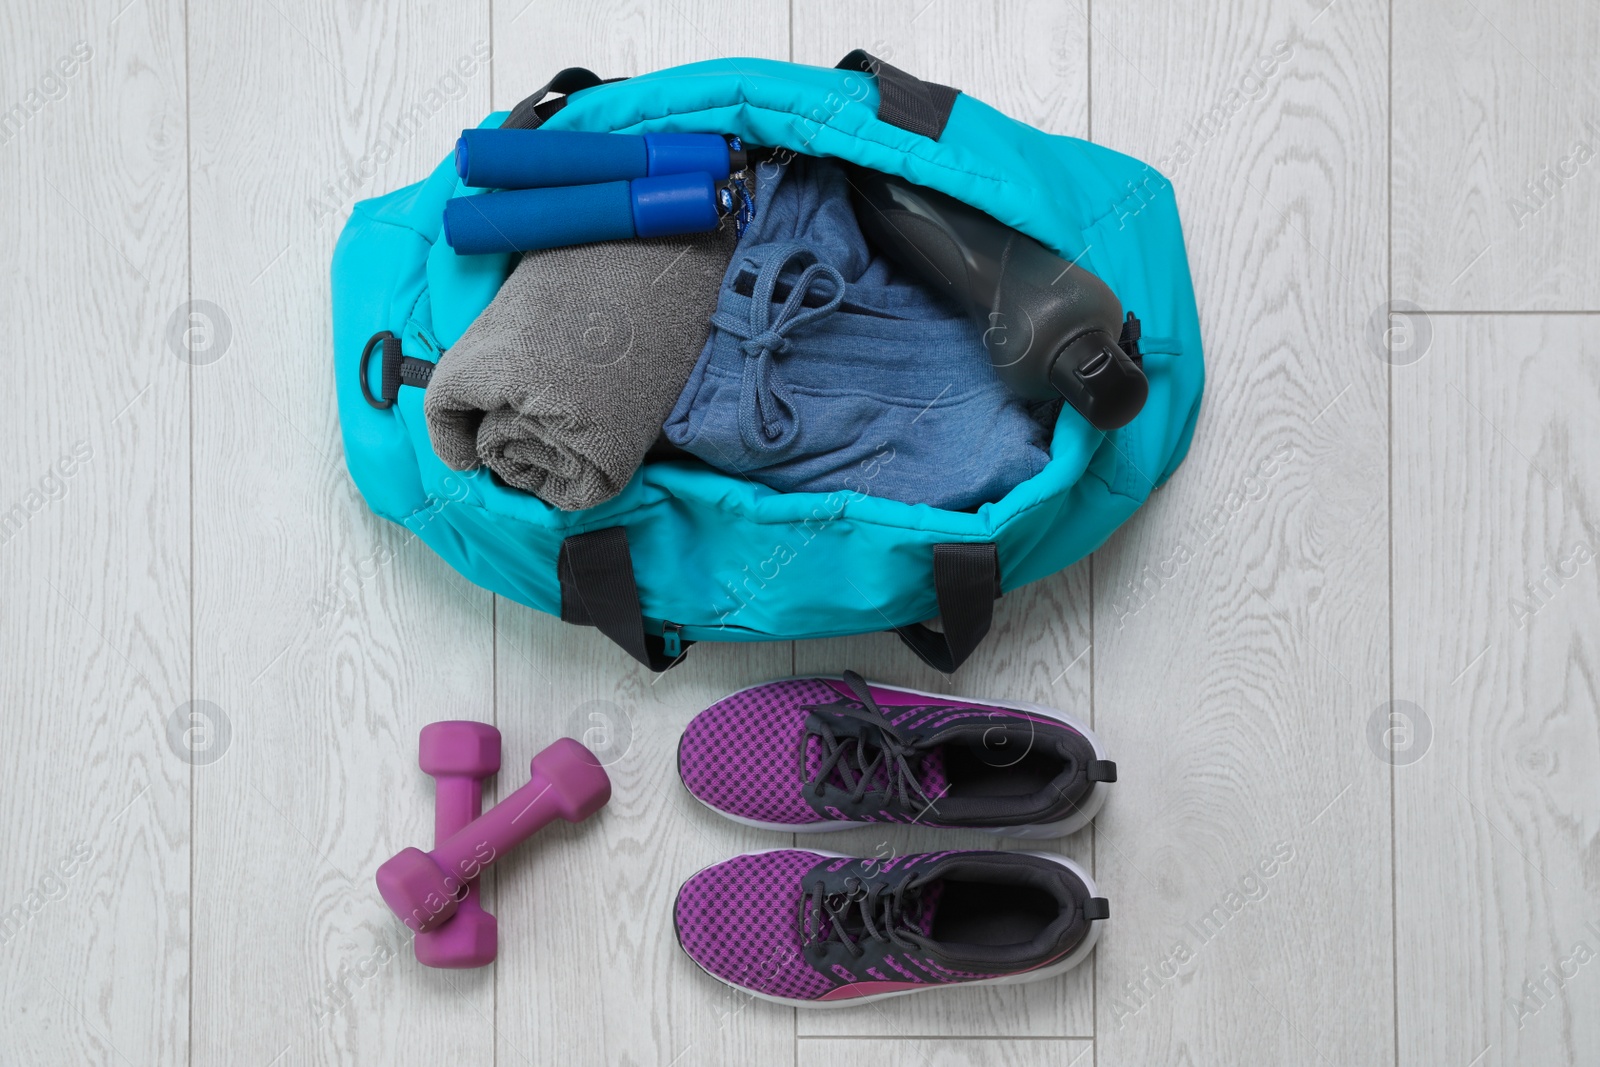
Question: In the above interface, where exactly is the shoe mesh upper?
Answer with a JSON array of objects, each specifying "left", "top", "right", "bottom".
[
  {"left": 675, "top": 849, "right": 833, "bottom": 1000},
  {"left": 676, "top": 849, "right": 1025, "bottom": 1001},
  {"left": 679, "top": 678, "right": 845, "bottom": 824}
]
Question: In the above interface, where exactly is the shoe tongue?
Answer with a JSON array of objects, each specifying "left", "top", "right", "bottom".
[
  {"left": 926, "top": 719, "right": 1036, "bottom": 749},
  {"left": 907, "top": 878, "right": 945, "bottom": 937},
  {"left": 903, "top": 851, "right": 983, "bottom": 941},
  {"left": 926, "top": 719, "right": 1050, "bottom": 774}
]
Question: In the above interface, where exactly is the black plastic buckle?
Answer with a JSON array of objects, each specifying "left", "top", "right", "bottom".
[
  {"left": 724, "top": 134, "right": 748, "bottom": 175},
  {"left": 360, "top": 329, "right": 437, "bottom": 410},
  {"left": 360, "top": 330, "right": 398, "bottom": 409},
  {"left": 1118, "top": 312, "right": 1143, "bottom": 367}
]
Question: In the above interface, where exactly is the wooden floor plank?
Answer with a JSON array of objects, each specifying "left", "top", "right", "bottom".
[
  {"left": 1392, "top": 313, "right": 1600, "bottom": 1067},
  {"left": 185, "top": 2, "right": 499, "bottom": 1063},
  {"left": 1090, "top": 1, "right": 1394, "bottom": 1064},
  {"left": 799, "top": 1036, "right": 1094, "bottom": 1067},
  {"left": 0, "top": 2, "right": 190, "bottom": 1064},
  {"left": 1393, "top": 0, "right": 1600, "bottom": 310}
]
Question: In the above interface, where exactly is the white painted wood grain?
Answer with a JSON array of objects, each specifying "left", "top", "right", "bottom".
[
  {"left": 1393, "top": 0, "right": 1600, "bottom": 310},
  {"left": 1392, "top": 314, "right": 1600, "bottom": 1067},
  {"left": 185, "top": 2, "right": 501, "bottom": 1063},
  {"left": 1090, "top": 1, "right": 1394, "bottom": 1065},
  {"left": 490, "top": 0, "right": 790, "bottom": 99},
  {"left": 0, "top": 1, "right": 190, "bottom": 1064},
  {"left": 799, "top": 1036, "right": 1094, "bottom": 1067}
]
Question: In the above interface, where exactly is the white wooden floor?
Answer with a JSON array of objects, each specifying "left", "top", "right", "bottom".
[{"left": 2, "top": 0, "right": 1597, "bottom": 1064}]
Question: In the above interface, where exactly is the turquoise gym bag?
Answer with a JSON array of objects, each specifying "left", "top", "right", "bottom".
[{"left": 332, "top": 52, "right": 1205, "bottom": 673}]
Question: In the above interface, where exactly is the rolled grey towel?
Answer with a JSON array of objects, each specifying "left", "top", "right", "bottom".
[{"left": 424, "top": 226, "right": 737, "bottom": 510}]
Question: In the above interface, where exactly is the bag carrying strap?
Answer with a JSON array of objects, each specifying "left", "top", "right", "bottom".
[
  {"left": 558, "top": 527, "right": 690, "bottom": 671},
  {"left": 503, "top": 67, "right": 620, "bottom": 130},
  {"left": 894, "top": 542, "right": 1000, "bottom": 673},
  {"left": 505, "top": 53, "right": 957, "bottom": 138},
  {"left": 836, "top": 49, "right": 961, "bottom": 141}
]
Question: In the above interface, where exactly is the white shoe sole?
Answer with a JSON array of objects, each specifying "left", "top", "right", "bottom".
[
  {"left": 677, "top": 848, "right": 1104, "bottom": 1009},
  {"left": 680, "top": 676, "right": 1111, "bottom": 839}
]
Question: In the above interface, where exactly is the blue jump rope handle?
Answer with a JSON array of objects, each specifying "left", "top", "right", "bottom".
[
  {"left": 456, "top": 129, "right": 734, "bottom": 189},
  {"left": 442, "top": 172, "right": 722, "bottom": 255}
]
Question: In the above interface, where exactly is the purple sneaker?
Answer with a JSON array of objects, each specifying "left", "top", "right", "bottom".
[
  {"left": 674, "top": 848, "right": 1106, "bottom": 1007},
  {"left": 678, "top": 671, "right": 1114, "bottom": 837}
]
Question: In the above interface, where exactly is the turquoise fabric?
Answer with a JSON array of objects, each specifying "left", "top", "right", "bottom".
[{"left": 332, "top": 57, "right": 1205, "bottom": 646}]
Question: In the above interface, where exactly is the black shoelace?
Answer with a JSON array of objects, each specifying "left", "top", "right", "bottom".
[
  {"left": 804, "top": 671, "right": 938, "bottom": 812},
  {"left": 802, "top": 874, "right": 925, "bottom": 958}
]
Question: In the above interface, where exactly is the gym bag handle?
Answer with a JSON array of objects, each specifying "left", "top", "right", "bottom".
[
  {"left": 502, "top": 53, "right": 959, "bottom": 140},
  {"left": 893, "top": 542, "right": 999, "bottom": 673},
  {"left": 558, "top": 532, "right": 992, "bottom": 673},
  {"left": 835, "top": 50, "right": 961, "bottom": 141},
  {"left": 558, "top": 527, "right": 690, "bottom": 672},
  {"left": 503, "top": 67, "right": 619, "bottom": 130}
]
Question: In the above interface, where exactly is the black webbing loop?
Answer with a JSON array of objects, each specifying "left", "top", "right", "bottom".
[
  {"left": 1118, "top": 312, "right": 1143, "bottom": 367},
  {"left": 836, "top": 49, "right": 960, "bottom": 141},
  {"left": 503, "top": 68, "right": 618, "bottom": 130},
  {"left": 894, "top": 542, "right": 1000, "bottom": 674},
  {"left": 558, "top": 527, "right": 690, "bottom": 672}
]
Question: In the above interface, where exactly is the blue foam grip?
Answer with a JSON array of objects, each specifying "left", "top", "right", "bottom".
[
  {"left": 630, "top": 172, "right": 721, "bottom": 239},
  {"left": 455, "top": 129, "right": 648, "bottom": 189},
  {"left": 443, "top": 183, "right": 637, "bottom": 255},
  {"left": 642, "top": 133, "right": 733, "bottom": 180},
  {"left": 456, "top": 129, "right": 733, "bottom": 189}
]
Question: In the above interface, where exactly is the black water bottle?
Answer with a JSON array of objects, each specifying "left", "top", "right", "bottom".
[{"left": 848, "top": 168, "right": 1148, "bottom": 431}]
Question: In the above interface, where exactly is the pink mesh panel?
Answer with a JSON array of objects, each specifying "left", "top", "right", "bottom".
[
  {"left": 674, "top": 850, "right": 833, "bottom": 1001},
  {"left": 678, "top": 679, "right": 844, "bottom": 824}
]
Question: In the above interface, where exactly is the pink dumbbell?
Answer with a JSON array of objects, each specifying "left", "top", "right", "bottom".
[
  {"left": 413, "top": 721, "right": 501, "bottom": 968},
  {"left": 376, "top": 737, "right": 610, "bottom": 934}
]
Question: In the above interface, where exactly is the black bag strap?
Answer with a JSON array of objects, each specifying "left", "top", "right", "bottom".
[
  {"left": 506, "top": 54, "right": 956, "bottom": 138},
  {"left": 558, "top": 527, "right": 689, "bottom": 672},
  {"left": 836, "top": 49, "right": 960, "bottom": 141},
  {"left": 503, "top": 67, "right": 619, "bottom": 130},
  {"left": 894, "top": 542, "right": 1000, "bottom": 673}
]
